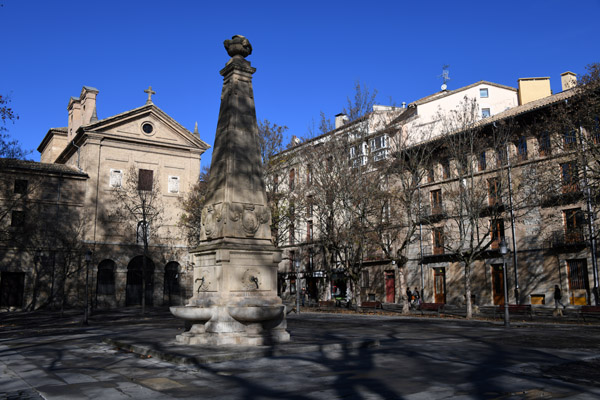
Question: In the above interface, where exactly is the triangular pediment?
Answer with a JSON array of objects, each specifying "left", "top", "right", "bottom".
[{"left": 82, "top": 104, "right": 209, "bottom": 151}]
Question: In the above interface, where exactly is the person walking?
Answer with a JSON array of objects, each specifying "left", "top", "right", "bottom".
[
  {"left": 406, "top": 287, "right": 413, "bottom": 308},
  {"left": 554, "top": 284, "right": 566, "bottom": 310},
  {"left": 414, "top": 287, "right": 421, "bottom": 306}
]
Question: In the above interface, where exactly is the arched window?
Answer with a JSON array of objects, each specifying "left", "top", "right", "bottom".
[{"left": 97, "top": 260, "right": 116, "bottom": 295}]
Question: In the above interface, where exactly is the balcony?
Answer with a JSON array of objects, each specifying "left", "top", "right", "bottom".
[
  {"left": 541, "top": 190, "right": 583, "bottom": 208},
  {"left": 419, "top": 205, "right": 447, "bottom": 224},
  {"left": 547, "top": 229, "right": 587, "bottom": 252},
  {"left": 421, "top": 245, "right": 457, "bottom": 264}
]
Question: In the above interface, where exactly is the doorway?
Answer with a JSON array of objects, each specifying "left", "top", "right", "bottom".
[
  {"left": 567, "top": 259, "right": 590, "bottom": 305},
  {"left": 0, "top": 272, "right": 25, "bottom": 308},
  {"left": 491, "top": 264, "right": 505, "bottom": 305},
  {"left": 385, "top": 270, "right": 395, "bottom": 303},
  {"left": 126, "top": 256, "right": 155, "bottom": 306},
  {"left": 433, "top": 267, "right": 446, "bottom": 303}
]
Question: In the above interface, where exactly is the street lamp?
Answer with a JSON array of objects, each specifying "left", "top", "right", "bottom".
[
  {"left": 499, "top": 239, "right": 510, "bottom": 328},
  {"left": 83, "top": 249, "right": 92, "bottom": 326}
]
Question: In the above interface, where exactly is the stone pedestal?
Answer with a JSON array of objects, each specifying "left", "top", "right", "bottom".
[{"left": 171, "top": 241, "right": 290, "bottom": 345}]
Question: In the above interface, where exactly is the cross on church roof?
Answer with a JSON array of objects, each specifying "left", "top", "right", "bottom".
[{"left": 144, "top": 86, "right": 156, "bottom": 104}]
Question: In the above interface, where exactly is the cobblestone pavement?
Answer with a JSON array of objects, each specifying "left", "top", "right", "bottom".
[{"left": 1, "top": 308, "right": 600, "bottom": 399}]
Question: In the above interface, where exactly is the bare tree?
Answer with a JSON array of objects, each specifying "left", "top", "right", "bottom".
[
  {"left": 430, "top": 97, "right": 518, "bottom": 318},
  {"left": 111, "top": 166, "right": 164, "bottom": 314},
  {"left": 0, "top": 94, "right": 28, "bottom": 159},
  {"left": 179, "top": 166, "right": 209, "bottom": 247}
]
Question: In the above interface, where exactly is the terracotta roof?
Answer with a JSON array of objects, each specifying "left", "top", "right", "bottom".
[
  {"left": 0, "top": 158, "right": 88, "bottom": 177},
  {"left": 476, "top": 87, "right": 579, "bottom": 127},
  {"left": 409, "top": 81, "right": 517, "bottom": 107}
]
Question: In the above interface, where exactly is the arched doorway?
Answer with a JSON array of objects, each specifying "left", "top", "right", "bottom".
[
  {"left": 163, "top": 261, "right": 181, "bottom": 306},
  {"left": 97, "top": 260, "right": 116, "bottom": 295},
  {"left": 126, "top": 256, "right": 155, "bottom": 306}
]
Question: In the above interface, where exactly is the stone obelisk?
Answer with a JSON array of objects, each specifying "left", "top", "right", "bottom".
[{"left": 170, "top": 35, "right": 290, "bottom": 346}]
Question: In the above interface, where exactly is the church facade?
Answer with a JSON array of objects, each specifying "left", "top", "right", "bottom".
[{"left": 0, "top": 86, "right": 209, "bottom": 310}]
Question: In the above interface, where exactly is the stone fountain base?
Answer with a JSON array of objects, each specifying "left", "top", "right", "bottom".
[{"left": 171, "top": 304, "right": 290, "bottom": 346}]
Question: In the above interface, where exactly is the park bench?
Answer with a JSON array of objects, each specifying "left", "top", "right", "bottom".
[
  {"left": 579, "top": 305, "right": 600, "bottom": 322},
  {"left": 359, "top": 301, "right": 383, "bottom": 313},
  {"left": 318, "top": 300, "right": 336, "bottom": 308},
  {"left": 418, "top": 302, "right": 445, "bottom": 316},
  {"left": 494, "top": 304, "right": 533, "bottom": 320}
]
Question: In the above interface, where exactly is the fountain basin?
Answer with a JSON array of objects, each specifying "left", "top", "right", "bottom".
[
  {"left": 228, "top": 305, "right": 284, "bottom": 323},
  {"left": 170, "top": 306, "right": 214, "bottom": 321}
]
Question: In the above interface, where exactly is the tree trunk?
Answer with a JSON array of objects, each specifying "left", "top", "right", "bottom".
[
  {"left": 465, "top": 261, "right": 473, "bottom": 319},
  {"left": 399, "top": 262, "right": 409, "bottom": 314}
]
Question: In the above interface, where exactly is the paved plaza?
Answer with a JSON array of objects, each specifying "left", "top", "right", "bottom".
[{"left": 1, "top": 307, "right": 600, "bottom": 399}]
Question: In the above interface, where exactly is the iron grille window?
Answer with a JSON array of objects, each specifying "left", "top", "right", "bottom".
[{"left": 567, "top": 259, "right": 588, "bottom": 290}]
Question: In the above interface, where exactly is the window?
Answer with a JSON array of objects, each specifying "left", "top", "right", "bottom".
[
  {"left": 306, "top": 164, "right": 312, "bottom": 186},
  {"left": 430, "top": 189, "right": 443, "bottom": 215},
  {"left": 306, "top": 196, "right": 313, "bottom": 218},
  {"left": 370, "top": 135, "right": 387, "bottom": 151},
  {"left": 307, "top": 220, "right": 313, "bottom": 241},
  {"left": 496, "top": 147, "right": 507, "bottom": 167},
  {"left": 567, "top": 259, "right": 589, "bottom": 290},
  {"left": 564, "top": 130, "right": 577, "bottom": 150},
  {"left": 14, "top": 179, "right": 28, "bottom": 194},
  {"left": 168, "top": 176, "right": 180, "bottom": 194},
  {"left": 564, "top": 208, "right": 584, "bottom": 243},
  {"left": 516, "top": 136, "right": 528, "bottom": 161},
  {"left": 350, "top": 142, "right": 368, "bottom": 166},
  {"left": 11, "top": 210, "right": 25, "bottom": 227},
  {"left": 427, "top": 167, "right": 435, "bottom": 183},
  {"left": 490, "top": 219, "right": 505, "bottom": 250},
  {"left": 289, "top": 169, "right": 295, "bottom": 191},
  {"left": 361, "top": 270, "right": 370, "bottom": 288},
  {"left": 480, "top": 88, "right": 489, "bottom": 98},
  {"left": 137, "top": 221, "right": 150, "bottom": 244},
  {"left": 273, "top": 175, "right": 279, "bottom": 193},
  {"left": 433, "top": 227, "right": 444, "bottom": 255},
  {"left": 110, "top": 169, "right": 123, "bottom": 188},
  {"left": 482, "top": 108, "right": 491, "bottom": 118},
  {"left": 138, "top": 169, "right": 153, "bottom": 191},
  {"left": 538, "top": 132, "right": 551, "bottom": 156},
  {"left": 442, "top": 159, "right": 450, "bottom": 179},
  {"left": 561, "top": 161, "right": 579, "bottom": 193},
  {"left": 478, "top": 151, "right": 486, "bottom": 172},
  {"left": 592, "top": 116, "right": 600, "bottom": 145},
  {"left": 289, "top": 223, "right": 295, "bottom": 245},
  {"left": 488, "top": 178, "right": 501, "bottom": 206}
]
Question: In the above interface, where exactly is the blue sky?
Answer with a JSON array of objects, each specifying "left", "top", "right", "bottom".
[{"left": 2, "top": 0, "right": 599, "bottom": 166}]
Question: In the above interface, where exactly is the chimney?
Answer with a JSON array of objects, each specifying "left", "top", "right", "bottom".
[
  {"left": 517, "top": 77, "right": 551, "bottom": 105},
  {"left": 561, "top": 71, "right": 577, "bottom": 91},
  {"left": 67, "top": 86, "right": 99, "bottom": 140},
  {"left": 335, "top": 113, "right": 349, "bottom": 129},
  {"left": 67, "top": 97, "right": 82, "bottom": 140},
  {"left": 80, "top": 86, "right": 99, "bottom": 125}
]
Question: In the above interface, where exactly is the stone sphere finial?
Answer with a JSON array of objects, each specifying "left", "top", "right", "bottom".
[{"left": 224, "top": 35, "right": 252, "bottom": 58}]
